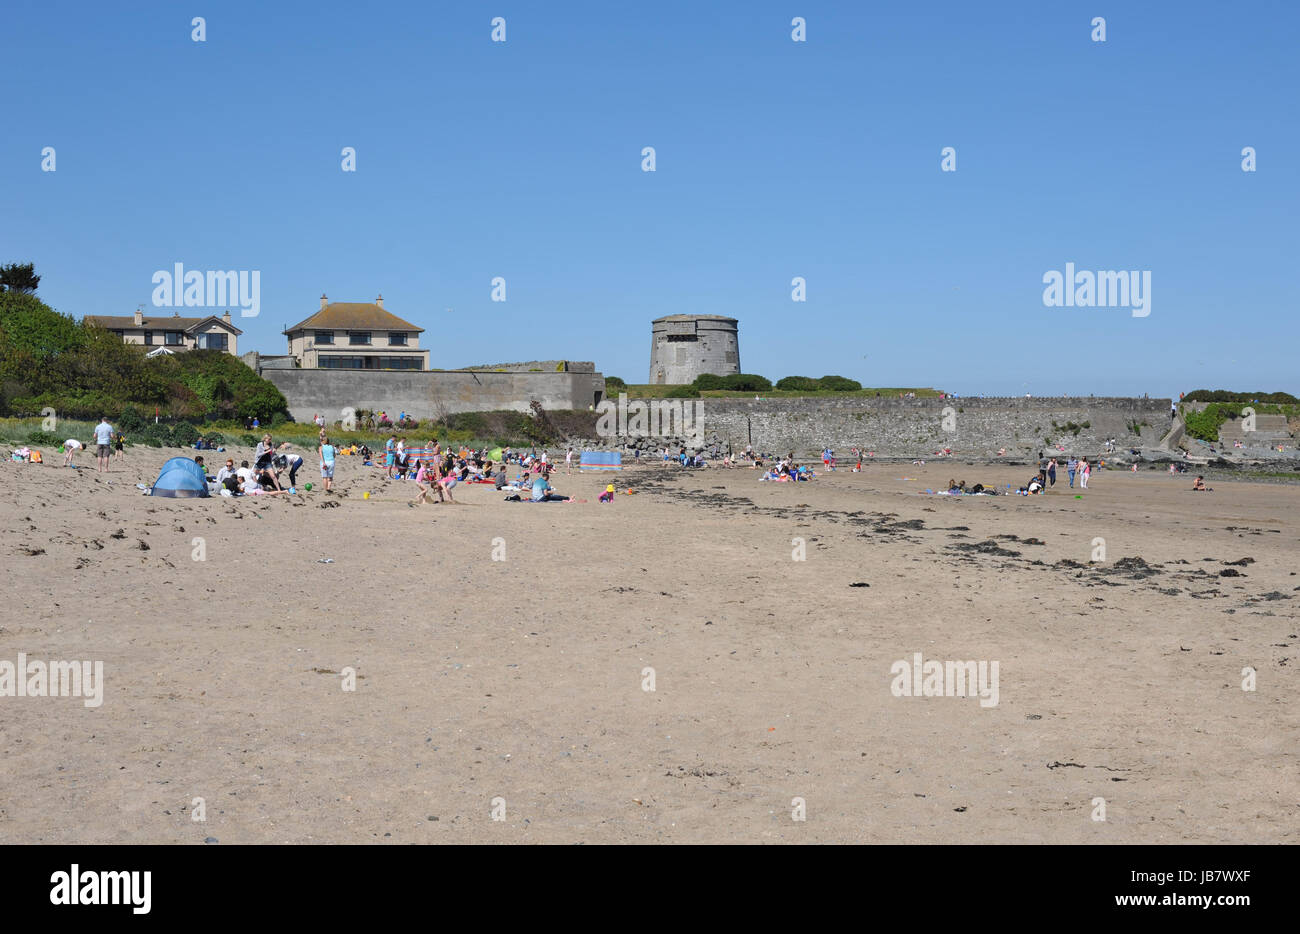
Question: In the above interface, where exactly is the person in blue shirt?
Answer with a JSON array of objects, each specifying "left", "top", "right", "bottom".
[
  {"left": 530, "top": 467, "right": 570, "bottom": 502},
  {"left": 318, "top": 436, "right": 337, "bottom": 492}
]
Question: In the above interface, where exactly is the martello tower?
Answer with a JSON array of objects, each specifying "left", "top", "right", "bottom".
[{"left": 648, "top": 315, "right": 740, "bottom": 385}]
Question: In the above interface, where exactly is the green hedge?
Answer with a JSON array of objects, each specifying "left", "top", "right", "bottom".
[
  {"left": 1184, "top": 389, "right": 1298, "bottom": 404},
  {"left": 692, "top": 373, "right": 773, "bottom": 392}
]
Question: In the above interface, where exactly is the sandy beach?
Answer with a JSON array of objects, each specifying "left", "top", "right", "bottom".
[{"left": 1, "top": 450, "right": 1296, "bottom": 844}]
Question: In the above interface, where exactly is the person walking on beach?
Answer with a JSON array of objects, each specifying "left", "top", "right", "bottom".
[
  {"left": 113, "top": 430, "right": 126, "bottom": 460},
  {"left": 1079, "top": 457, "right": 1090, "bottom": 489},
  {"left": 93, "top": 416, "right": 114, "bottom": 473},
  {"left": 1047, "top": 458, "right": 1057, "bottom": 487},
  {"left": 1067, "top": 456, "right": 1078, "bottom": 488}
]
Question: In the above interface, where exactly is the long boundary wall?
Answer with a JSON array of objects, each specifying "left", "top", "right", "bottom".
[
  {"left": 262, "top": 369, "right": 605, "bottom": 423},
  {"left": 604, "top": 396, "right": 1173, "bottom": 458}
]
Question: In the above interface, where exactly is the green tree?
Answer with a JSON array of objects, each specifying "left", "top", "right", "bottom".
[
  {"left": 0, "top": 290, "right": 84, "bottom": 359},
  {"left": 0, "top": 262, "right": 40, "bottom": 294}
]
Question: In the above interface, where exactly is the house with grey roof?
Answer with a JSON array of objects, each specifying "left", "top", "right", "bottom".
[{"left": 85, "top": 309, "right": 243, "bottom": 355}]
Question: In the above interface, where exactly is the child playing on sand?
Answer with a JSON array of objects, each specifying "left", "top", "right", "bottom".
[
  {"left": 319, "top": 436, "right": 337, "bottom": 492},
  {"left": 1192, "top": 475, "right": 1213, "bottom": 492},
  {"left": 63, "top": 439, "right": 84, "bottom": 467},
  {"left": 412, "top": 461, "right": 434, "bottom": 504},
  {"left": 599, "top": 484, "right": 615, "bottom": 503}
]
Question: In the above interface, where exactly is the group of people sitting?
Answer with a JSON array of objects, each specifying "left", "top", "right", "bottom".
[
  {"left": 501, "top": 462, "right": 572, "bottom": 502},
  {"left": 760, "top": 457, "right": 816, "bottom": 482},
  {"left": 944, "top": 479, "right": 998, "bottom": 495},
  {"left": 211, "top": 456, "right": 288, "bottom": 496},
  {"left": 202, "top": 433, "right": 305, "bottom": 495},
  {"left": 1017, "top": 470, "right": 1050, "bottom": 495}
]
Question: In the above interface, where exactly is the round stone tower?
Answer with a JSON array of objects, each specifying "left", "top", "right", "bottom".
[{"left": 648, "top": 315, "right": 740, "bottom": 385}]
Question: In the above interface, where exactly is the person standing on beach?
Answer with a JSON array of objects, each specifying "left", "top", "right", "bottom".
[
  {"left": 319, "top": 436, "right": 337, "bottom": 492},
  {"left": 1047, "top": 458, "right": 1057, "bottom": 487},
  {"left": 113, "top": 430, "right": 126, "bottom": 460},
  {"left": 565, "top": 447, "right": 574, "bottom": 474},
  {"left": 1079, "top": 457, "right": 1090, "bottom": 489},
  {"left": 93, "top": 416, "right": 113, "bottom": 472},
  {"left": 1067, "top": 456, "right": 1078, "bottom": 488}
]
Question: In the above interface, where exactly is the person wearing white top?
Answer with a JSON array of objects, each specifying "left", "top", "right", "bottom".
[{"left": 63, "top": 439, "right": 84, "bottom": 467}]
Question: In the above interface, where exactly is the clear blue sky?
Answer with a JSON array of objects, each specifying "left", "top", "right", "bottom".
[{"left": 5, "top": 0, "right": 1296, "bottom": 398}]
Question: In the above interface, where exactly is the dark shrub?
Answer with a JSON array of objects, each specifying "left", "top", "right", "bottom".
[
  {"left": 171, "top": 422, "right": 200, "bottom": 446},
  {"left": 719, "top": 374, "right": 772, "bottom": 392},
  {"left": 118, "top": 404, "right": 145, "bottom": 433}
]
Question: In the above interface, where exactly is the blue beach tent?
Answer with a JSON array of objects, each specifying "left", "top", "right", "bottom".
[{"left": 150, "top": 457, "right": 210, "bottom": 498}]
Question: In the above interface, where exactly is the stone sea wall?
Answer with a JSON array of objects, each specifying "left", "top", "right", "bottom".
[{"left": 592, "top": 396, "right": 1172, "bottom": 459}]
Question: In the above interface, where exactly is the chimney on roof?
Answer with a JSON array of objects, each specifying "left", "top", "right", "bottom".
[
  {"left": 222, "top": 311, "right": 232, "bottom": 324},
  {"left": 133, "top": 308, "right": 143, "bottom": 327},
  {"left": 320, "top": 293, "right": 328, "bottom": 311},
  {"left": 376, "top": 293, "right": 384, "bottom": 309}
]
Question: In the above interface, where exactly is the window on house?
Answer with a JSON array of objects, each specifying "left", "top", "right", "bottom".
[
  {"left": 315, "top": 330, "right": 334, "bottom": 345},
  {"left": 348, "top": 331, "right": 371, "bottom": 346},
  {"left": 143, "top": 331, "right": 154, "bottom": 345},
  {"left": 165, "top": 332, "right": 184, "bottom": 346},
  {"left": 197, "top": 333, "right": 228, "bottom": 351},
  {"left": 388, "top": 332, "right": 408, "bottom": 346}
]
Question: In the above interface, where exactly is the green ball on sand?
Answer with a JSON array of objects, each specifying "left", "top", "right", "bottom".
[{"left": 304, "top": 482, "right": 313, "bottom": 491}]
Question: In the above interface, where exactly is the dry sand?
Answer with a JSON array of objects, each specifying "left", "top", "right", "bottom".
[{"left": 1, "top": 448, "right": 1296, "bottom": 843}]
